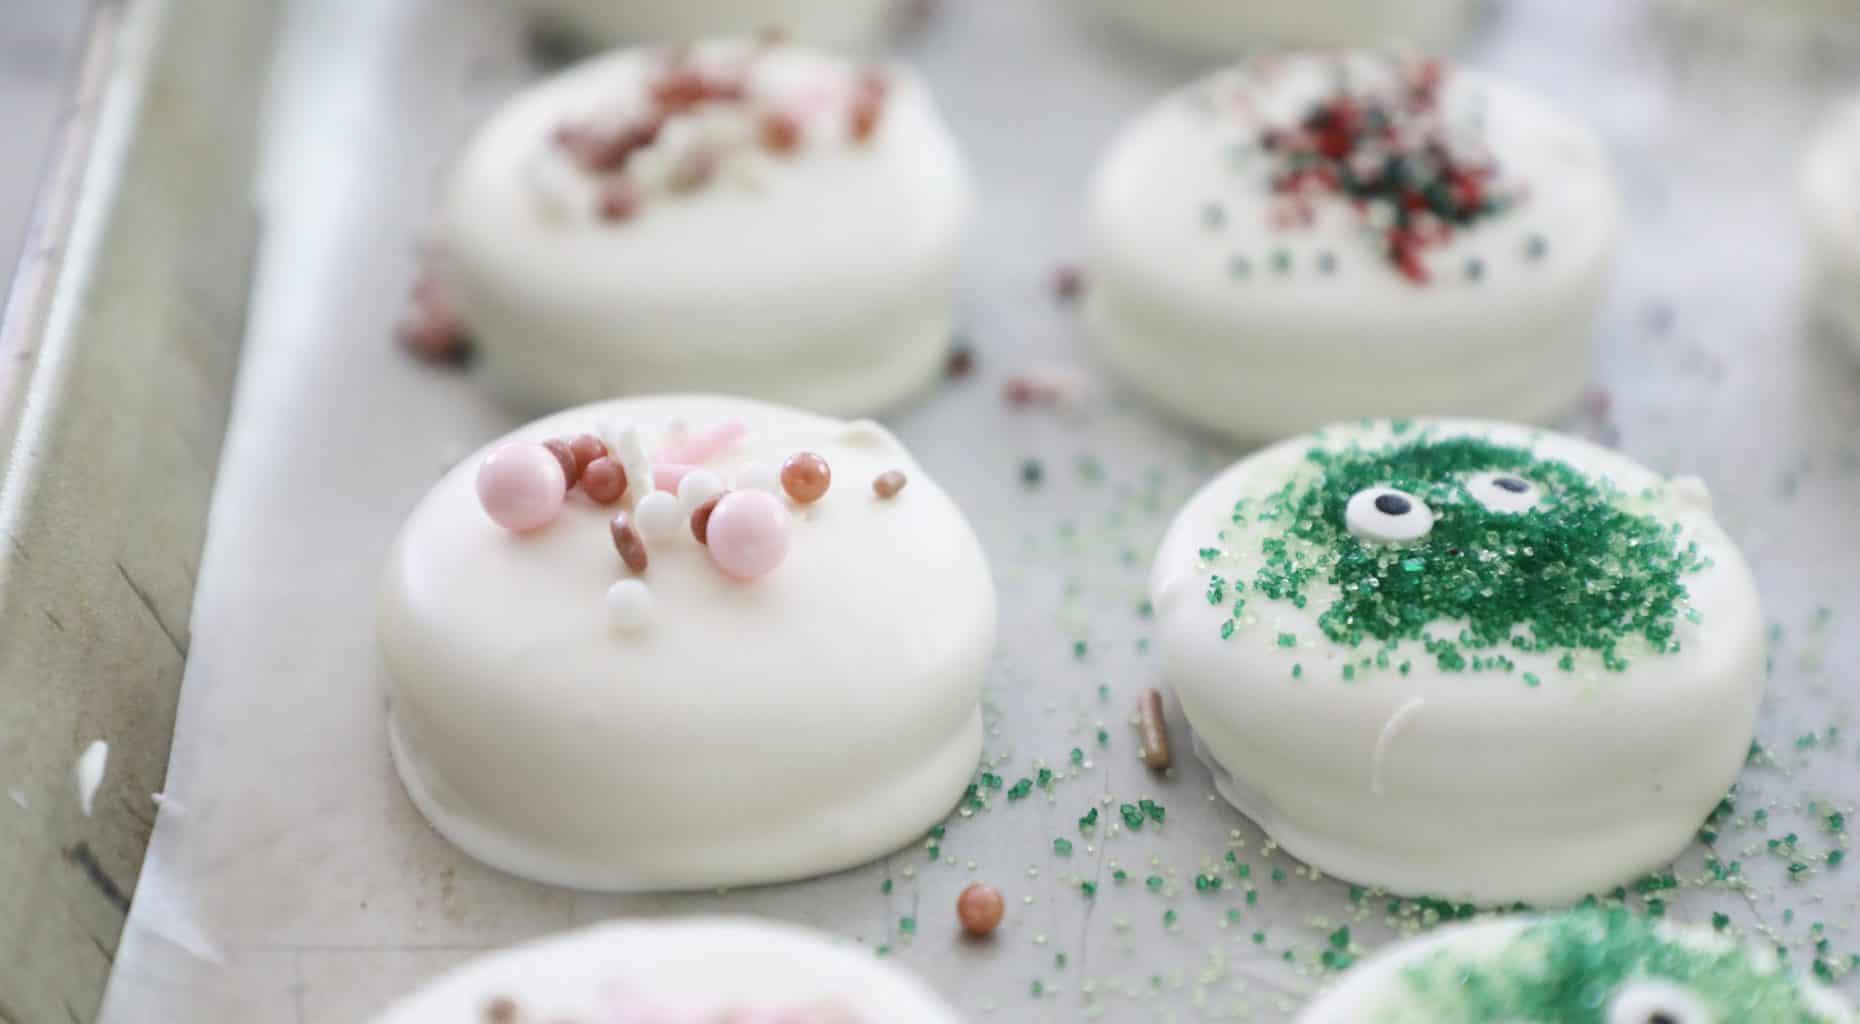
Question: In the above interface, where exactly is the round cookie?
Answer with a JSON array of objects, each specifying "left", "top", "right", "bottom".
[
  {"left": 529, "top": 0, "right": 903, "bottom": 51},
  {"left": 1298, "top": 910, "right": 1856, "bottom": 1022},
  {"left": 379, "top": 394, "right": 995, "bottom": 890},
  {"left": 438, "top": 39, "right": 972, "bottom": 416},
  {"left": 1149, "top": 419, "right": 1763, "bottom": 905},
  {"left": 1080, "top": 0, "right": 1478, "bottom": 56},
  {"left": 1084, "top": 51, "right": 1619, "bottom": 441},
  {"left": 369, "top": 917, "right": 965, "bottom": 1023},
  {"left": 1802, "top": 96, "right": 1860, "bottom": 356}
]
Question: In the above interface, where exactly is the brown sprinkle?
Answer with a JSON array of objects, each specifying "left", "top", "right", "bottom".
[
  {"left": 689, "top": 493, "right": 725, "bottom": 544},
  {"left": 483, "top": 996, "right": 518, "bottom": 1023},
  {"left": 581, "top": 457, "right": 628, "bottom": 505},
  {"left": 957, "top": 883, "right": 1004, "bottom": 938},
  {"left": 1138, "top": 687, "right": 1171, "bottom": 771},
  {"left": 610, "top": 512, "right": 649, "bottom": 574},
  {"left": 1052, "top": 263, "right": 1084, "bottom": 301},
  {"left": 759, "top": 109, "right": 803, "bottom": 155},
  {"left": 598, "top": 178, "right": 642, "bottom": 222},
  {"left": 780, "top": 452, "right": 831, "bottom": 504},
  {"left": 567, "top": 434, "right": 607, "bottom": 474},
  {"left": 945, "top": 345, "right": 975, "bottom": 378},
  {"left": 872, "top": 469, "right": 907, "bottom": 499},
  {"left": 542, "top": 438, "right": 579, "bottom": 490}
]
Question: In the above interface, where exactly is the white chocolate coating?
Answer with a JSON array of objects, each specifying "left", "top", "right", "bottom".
[
  {"left": 1151, "top": 420, "right": 1764, "bottom": 905},
  {"left": 1802, "top": 95, "right": 1860, "bottom": 357},
  {"left": 1084, "top": 53, "right": 1620, "bottom": 442},
  {"left": 439, "top": 41, "right": 973, "bottom": 417},
  {"left": 530, "top": 0, "right": 902, "bottom": 51},
  {"left": 1298, "top": 916, "right": 1856, "bottom": 1022},
  {"left": 379, "top": 395, "right": 996, "bottom": 890},
  {"left": 369, "top": 917, "right": 964, "bottom": 1023},
  {"left": 1080, "top": 0, "right": 1478, "bottom": 55}
]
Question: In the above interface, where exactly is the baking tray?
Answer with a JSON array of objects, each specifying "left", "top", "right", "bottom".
[
  {"left": 18, "top": 0, "right": 1854, "bottom": 1021},
  {"left": 0, "top": 0, "right": 273, "bottom": 1020}
]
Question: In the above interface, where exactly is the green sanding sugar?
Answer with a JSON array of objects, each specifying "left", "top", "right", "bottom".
[
  {"left": 1213, "top": 434, "right": 1705, "bottom": 674},
  {"left": 1383, "top": 909, "right": 1840, "bottom": 1022}
]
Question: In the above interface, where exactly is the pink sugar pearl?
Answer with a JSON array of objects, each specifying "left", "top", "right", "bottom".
[
  {"left": 705, "top": 490, "right": 791, "bottom": 580},
  {"left": 476, "top": 442, "right": 566, "bottom": 532}
]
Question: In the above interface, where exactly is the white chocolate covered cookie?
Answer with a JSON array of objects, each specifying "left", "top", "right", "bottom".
[
  {"left": 370, "top": 917, "right": 965, "bottom": 1023},
  {"left": 1802, "top": 96, "right": 1860, "bottom": 356},
  {"left": 1298, "top": 910, "right": 1856, "bottom": 1023},
  {"left": 438, "top": 39, "right": 972, "bottom": 415},
  {"left": 1080, "top": 0, "right": 1478, "bottom": 56},
  {"left": 1150, "top": 419, "right": 1763, "bottom": 905},
  {"left": 1084, "top": 52, "right": 1619, "bottom": 441},
  {"left": 379, "top": 395, "right": 995, "bottom": 890}
]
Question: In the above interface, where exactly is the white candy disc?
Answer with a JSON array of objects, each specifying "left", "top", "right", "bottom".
[{"left": 1344, "top": 487, "right": 1434, "bottom": 543}]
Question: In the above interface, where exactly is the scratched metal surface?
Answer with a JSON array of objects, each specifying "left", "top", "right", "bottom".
[
  {"left": 92, "top": 0, "right": 1860, "bottom": 1021},
  {"left": 0, "top": 0, "right": 271, "bottom": 1021}
]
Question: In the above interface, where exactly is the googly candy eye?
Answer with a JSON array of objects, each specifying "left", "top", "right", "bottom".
[
  {"left": 1466, "top": 471, "right": 1542, "bottom": 513},
  {"left": 1345, "top": 487, "right": 1434, "bottom": 543},
  {"left": 1606, "top": 979, "right": 1711, "bottom": 1024}
]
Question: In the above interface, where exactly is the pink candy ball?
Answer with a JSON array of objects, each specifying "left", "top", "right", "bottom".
[
  {"left": 704, "top": 490, "right": 791, "bottom": 580},
  {"left": 476, "top": 442, "right": 566, "bottom": 532}
]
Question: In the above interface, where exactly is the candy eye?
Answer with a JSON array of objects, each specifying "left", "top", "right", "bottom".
[
  {"left": 1466, "top": 471, "right": 1542, "bottom": 513},
  {"left": 1345, "top": 487, "right": 1434, "bottom": 543},
  {"left": 1606, "top": 980, "right": 1709, "bottom": 1024}
]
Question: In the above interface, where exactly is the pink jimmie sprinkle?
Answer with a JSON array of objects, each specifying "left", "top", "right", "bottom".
[
  {"left": 653, "top": 419, "right": 748, "bottom": 465},
  {"left": 653, "top": 463, "right": 698, "bottom": 492}
]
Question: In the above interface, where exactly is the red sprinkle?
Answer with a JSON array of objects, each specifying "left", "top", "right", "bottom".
[
  {"left": 610, "top": 512, "right": 649, "bottom": 574},
  {"left": 957, "top": 883, "right": 1005, "bottom": 937}
]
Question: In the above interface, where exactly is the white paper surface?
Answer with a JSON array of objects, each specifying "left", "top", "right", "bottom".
[{"left": 98, "top": 0, "right": 1860, "bottom": 1020}]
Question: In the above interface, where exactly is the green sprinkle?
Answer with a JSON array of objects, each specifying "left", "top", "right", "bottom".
[
  {"left": 1163, "top": 908, "right": 1179, "bottom": 927},
  {"left": 1007, "top": 778, "right": 1033, "bottom": 800},
  {"left": 1146, "top": 875, "right": 1164, "bottom": 891},
  {"left": 1277, "top": 632, "right": 1297, "bottom": 648},
  {"left": 1121, "top": 804, "right": 1145, "bottom": 830},
  {"left": 1079, "top": 807, "right": 1099, "bottom": 831},
  {"left": 1080, "top": 881, "right": 1096, "bottom": 898},
  {"left": 881, "top": 878, "right": 893, "bottom": 893},
  {"left": 1053, "top": 838, "right": 1073, "bottom": 856},
  {"left": 1069, "top": 747, "right": 1084, "bottom": 766},
  {"left": 1021, "top": 460, "right": 1044, "bottom": 487},
  {"left": 899, "top": 916, "right": 915, "bottom": 934}
]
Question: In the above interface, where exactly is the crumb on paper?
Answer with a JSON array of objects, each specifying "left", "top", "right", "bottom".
[
  {"left": 7, "top": 786, "right": 25, "bottom": 809},
  {"left": 75, "top": 740, "right": 108, "bottom": 817}
]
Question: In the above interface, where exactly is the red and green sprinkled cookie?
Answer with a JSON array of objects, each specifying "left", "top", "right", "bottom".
[
  {"left": 1150, "top": 419, "right": 1764, "bottom": 905},
  {"left": 1299, "top": 909, "right": 1855, "bottom": 1023},
  {"left": 1082, "top": 50, "right": 1620, "bottom": 440}
]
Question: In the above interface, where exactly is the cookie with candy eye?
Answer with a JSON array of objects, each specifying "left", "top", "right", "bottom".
[
  {"left": 379, "top": 394, "right": 995, "bottom": 890},
  {"left": 369, "top": 917, "right": 963, "bottom": 1023},
  {"left": 1083, "top": 50, "right": 1620, "bottom": 441},
  {"left": 1297, "top": 910, "right": 1857, "bottom": 1023},
  {"left": 1149, "top": 419, "right": 1764, "bottom": 905}
]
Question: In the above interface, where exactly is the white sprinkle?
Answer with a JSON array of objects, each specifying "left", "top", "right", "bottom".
[
  {"left": 74, "top": 740, "right": 108, "bottom": 817},
  {"left": 606, "top": 579, "right": 654, "bottom": 632},
  {"left": 677, "top": 468, "right": 726, "bottom": 515},
  {"left": 633, "top": 490, "right": 682, "bottom": 540}
]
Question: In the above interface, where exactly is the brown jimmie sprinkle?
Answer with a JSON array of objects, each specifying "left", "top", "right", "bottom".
[
  {"left": 689, "top": 493, "right": 725, "bottom": 544},
  {"left": 1138, "top": 687, "right": 1171, "bottom": 771},
  {"left": 957, "top": 883, "right": 1005, "bottom": 938},
  {"left": 872, "top": 470, "right": 907, "bottom": 499},
  {"left": 610, "top": 512, "right": 648, "bottom": 573},
  {"left": 780, "top": 452, "right": 831, "bottom": 504}
]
